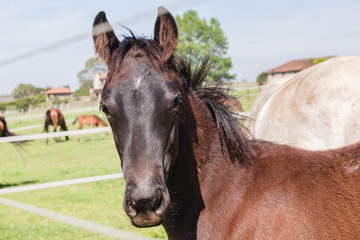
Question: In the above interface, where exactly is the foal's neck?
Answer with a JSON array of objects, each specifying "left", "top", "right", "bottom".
[{"left": 164, "top": 96, "right": 230, "bottom": 239}]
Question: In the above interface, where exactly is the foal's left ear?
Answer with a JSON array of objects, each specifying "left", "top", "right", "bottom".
[
  {"left": 93, "top": 11, "right": 120, "bottom": 65},
  {"left": 154, "top": 7, "right": 178, "bottom": 62}
]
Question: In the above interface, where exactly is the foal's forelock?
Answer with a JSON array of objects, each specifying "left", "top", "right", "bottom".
[{"left": 105, "top": 38, "right": 164, "bottom": 80}]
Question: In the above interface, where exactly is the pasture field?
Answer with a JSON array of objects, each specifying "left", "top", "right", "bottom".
[
  {"left": 0, "top": 88, "right": 259, "bottom": 239},
  {"left": 0, "top": 204, "right": 112, "bottom": 240},
  {"left": 0, "top": 107, "right": 167, "bottom": 239},
  {"left": 0, "top": 134, "right": 119, "bottom": 186},
  {"left": 1, "top": 180, "right": 166, "bottom": 239}
]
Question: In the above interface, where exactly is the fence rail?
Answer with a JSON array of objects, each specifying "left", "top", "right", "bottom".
[{"left": 0, "top": 127, "right": 111, "bottom": 143}]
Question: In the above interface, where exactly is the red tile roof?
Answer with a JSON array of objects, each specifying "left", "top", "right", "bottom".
[
  {"left": 266, "top": 57, "right": 335, "bottom": 74},
  {"left": 0, "top": 96, "right": 15, "bottom": 103},
  {"left": 45, "top": 87, "right": 73, "bottom": 95}
]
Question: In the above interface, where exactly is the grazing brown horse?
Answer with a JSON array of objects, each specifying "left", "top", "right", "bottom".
[
  {"left": 73, "top": 115, "right": 108, "bottom": 141},
  {"left": 93, "top": 7, "right": 360, "bottom": 239},
  {"left": 44, "top": 109, "right": 69, "bottom": 144}
]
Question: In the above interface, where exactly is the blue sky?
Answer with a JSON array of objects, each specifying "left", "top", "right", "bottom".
[{"left": 1, "top": 0, "right": 360, "bottom": 95}]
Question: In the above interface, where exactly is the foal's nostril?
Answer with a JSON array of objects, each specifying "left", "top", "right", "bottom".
[
  {"left": 126, "top": 188, "right": 166, "bottom": 216},
  {"left": 154, "top": 189, "right": 162, "bottom": 209},
  {"left": 125, "top": 190, "right": 137, "bottom": 217},
  {"left": 155, "top": 189, "right": 165, "bottom": 215}
]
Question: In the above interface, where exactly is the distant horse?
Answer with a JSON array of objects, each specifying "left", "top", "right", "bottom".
[
  {"left": 0, "top": 116, "right": 14, "bottom": 137},
  {"left": 223, "top": 96, "right": 244, "bottom": 112},
  {"left": 0, "top": 116, "right": 28, "bottom": 148},
  {"left": 44, "top": 109, "right": 69, "bottom": 144},
  {"left": 73, "top": 115, "right": 108, "bottom": 141},
  {"left": 247, "top": 56, "right": 360, "bottom": 150},
  {"left": 93, "top": 7, "right": 360, "bottom": 239}
]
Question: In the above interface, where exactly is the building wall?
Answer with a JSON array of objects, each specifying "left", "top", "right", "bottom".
[
  {"left": 46, "top": 93, "right": 72, "bottom": 101},
  {"left": 267, "top": 71, "right": 297, "bottom": 83},
  {"left": 94, "top": 73, "right": 105, "bottom": 90}
]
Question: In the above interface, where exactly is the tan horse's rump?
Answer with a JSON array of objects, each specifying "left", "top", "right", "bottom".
[{"left": 247, "top": 56, "right": 360, "bottom": 150}]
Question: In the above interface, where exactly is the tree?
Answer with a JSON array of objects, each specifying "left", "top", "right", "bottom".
[
  {"left": 12, "top": 83, "right": 37, "bottom": 99},
  {"left": 77, "top": 57, "right": 105, "bottom": 89},
  {"left": 256, "top": 72, "right": 267, "bottom": 85},
  {"left": 175, "top": 10, "right": 236, "bottom": 82},
  {"left": 312, "top": 57, "right": 329, "bottom": 65}
]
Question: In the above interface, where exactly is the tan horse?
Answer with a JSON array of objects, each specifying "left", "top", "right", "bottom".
[
  {"left": 44, "top": 109, "right": 69, "bottom": 144},
  {"left": 247, "top": 56, "right": 360, "bottom": 150},
  {"left": 73, "top": 115, "right": 108, "bottom": 141}
]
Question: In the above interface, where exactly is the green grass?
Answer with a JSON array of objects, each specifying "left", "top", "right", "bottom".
[
  {"left": 229, "top": 86, "right": 261, "bottom": 112},
  {"left": 0, "top": 204, "right": 114, "bottom": 240},
  {"left": 2, "top": 180, "right": 167, "bottom": 239},
  {"left": 0, "top": 107, "right": 167, "bottom": 239},
  {"left": 0, "top": 135, "right": 119, "bottom": 186}
]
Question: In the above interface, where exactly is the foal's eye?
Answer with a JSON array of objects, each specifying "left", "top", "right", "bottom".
[
  {"left": 100, "top": 103, "right": 111, "bottom": 116},
  {"left": 171, "top": 94, "right": 183, "bottom": 109}
]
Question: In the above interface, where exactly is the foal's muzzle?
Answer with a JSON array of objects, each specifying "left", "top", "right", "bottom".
[{"left": 124, "top": 186, "right": 169, "bottom": 227}]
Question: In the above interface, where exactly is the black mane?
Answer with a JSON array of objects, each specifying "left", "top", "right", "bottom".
[{"left": 177, "top": 57, "right": 254, "bottom": 165}]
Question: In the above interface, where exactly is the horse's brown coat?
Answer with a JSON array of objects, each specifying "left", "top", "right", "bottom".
[
  {"left": 73, "top": 115, "right": 107, "bottom": 129},
  {"left": 44, "top": 108, "right": 68, "bottom": 144},
  {"left": 73, "top": 115, "right": 108, "bottom": 141},
  {"left": 0, "top": 116, "right": 14, "bottom": 137},
  {"left": 0, "top": 116, "right": 5, "bottom": 137}
]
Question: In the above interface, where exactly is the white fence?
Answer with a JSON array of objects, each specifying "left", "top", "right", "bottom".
[{"left": 0, "top": 127, "right": 111, "bottom": 143}]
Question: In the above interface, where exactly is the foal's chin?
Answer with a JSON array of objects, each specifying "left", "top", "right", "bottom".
[{"left": 130, "top": 211, "right": 164, "bottom": 227}]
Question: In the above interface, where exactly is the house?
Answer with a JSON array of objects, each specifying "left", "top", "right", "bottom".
[
  {"left": 265, "top": 57, "right": 334, "bottom": 83},
  {"left": 92, "top": 71, "right": 107, "bottom": 97},
  {"left": 44, "top": 87, "right": 74, "bottom": 101},
  {"left": 0, "top": 96, "right": 15, "bottom": 103}
]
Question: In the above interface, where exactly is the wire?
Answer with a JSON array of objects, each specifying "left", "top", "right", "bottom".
[{"left": 0, "top": 0, "right": 211, "bottom": 67}]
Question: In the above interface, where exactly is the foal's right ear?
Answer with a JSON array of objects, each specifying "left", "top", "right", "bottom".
[
  {"left": 93, "top": 11, "right": 120, "bottom": 65},
  {"left": 154, "top": 6, "right": 178, "bottom": 62}
]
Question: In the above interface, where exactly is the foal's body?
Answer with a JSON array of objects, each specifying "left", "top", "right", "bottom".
[
  {"left": 199, "top": 144, "right": 360, "bottom": 239},
  {"left": 92, "top": 7, "right": 360, "bottom": 239},
  {"left": 166, "top": 96, "right": 360, "bottom": 239}
]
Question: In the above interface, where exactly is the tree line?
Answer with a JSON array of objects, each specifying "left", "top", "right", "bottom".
[
  {"left": 3, "top": 10, "right": 237, "bottom": 112},
  {"left": 77, "top": 10, "right": 236, "bottom": 91}
]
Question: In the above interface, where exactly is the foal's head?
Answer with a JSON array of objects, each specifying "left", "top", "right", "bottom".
[{"left": 93, "top": 7, "right": 182, "bottom": 227}]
